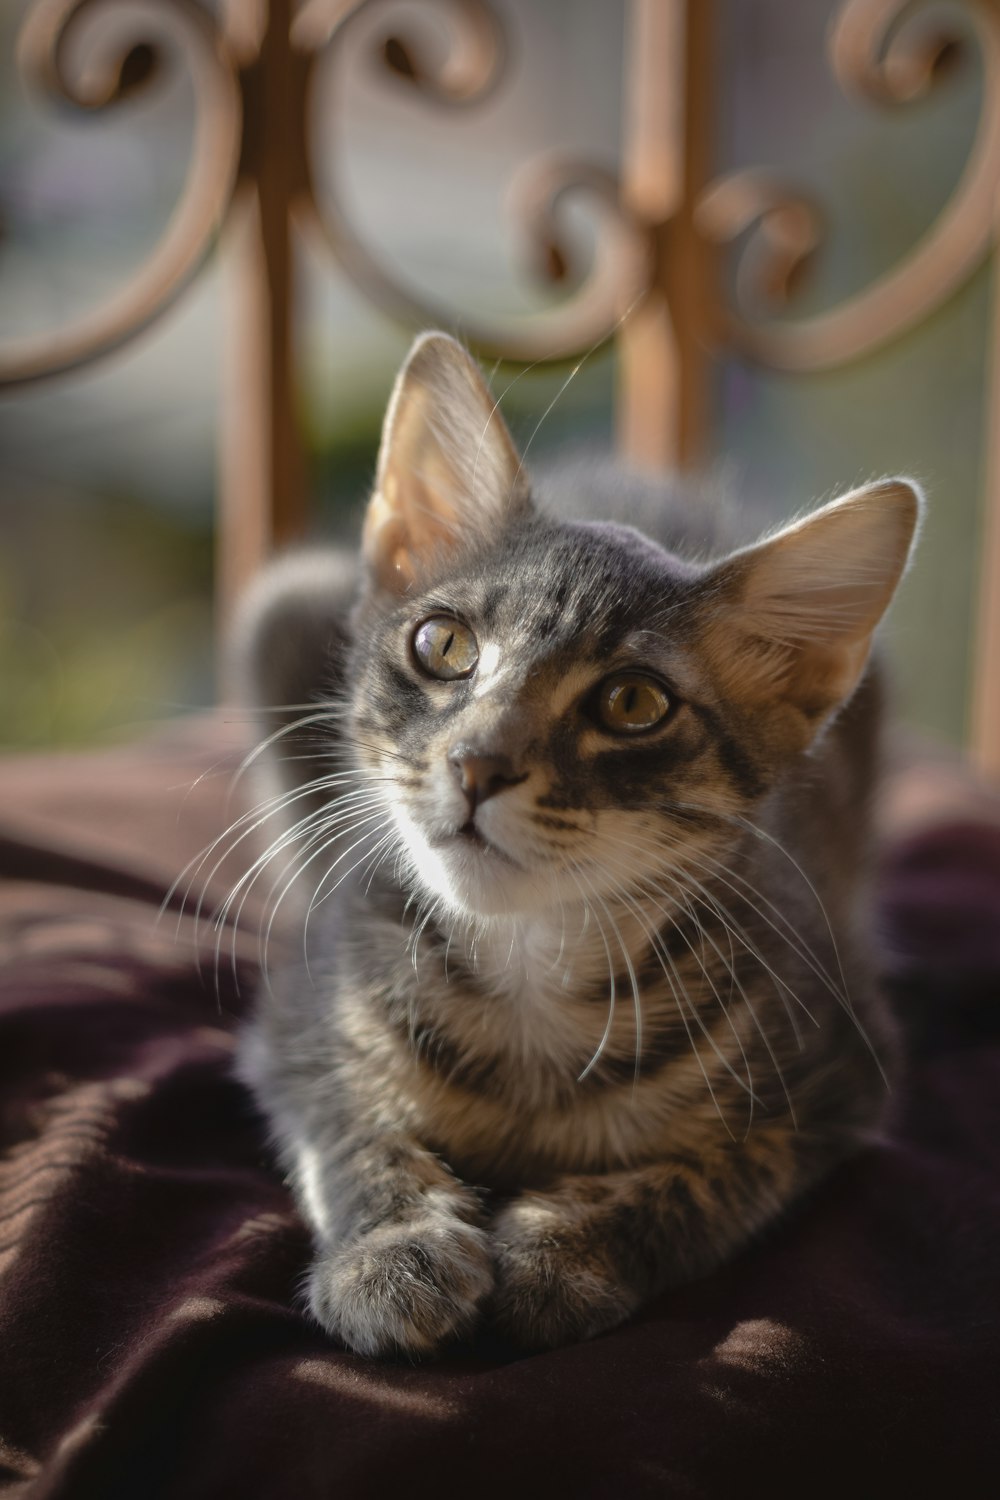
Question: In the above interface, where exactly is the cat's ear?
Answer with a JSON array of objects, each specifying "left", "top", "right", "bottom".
[
  {"left": 707, "top": 478, "right": 922, "bottom": 742},
  {"left": 362, "top": 332, "right": 529, "bottom": 593}
]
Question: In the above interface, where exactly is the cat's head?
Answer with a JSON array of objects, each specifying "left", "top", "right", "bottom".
[{"left": 347, "top": 332, "right": 921, "bottom": 922}]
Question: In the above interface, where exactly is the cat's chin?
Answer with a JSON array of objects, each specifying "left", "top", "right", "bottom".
[{"left": 395, "top": 819, "right": 554, "bottom": 922}]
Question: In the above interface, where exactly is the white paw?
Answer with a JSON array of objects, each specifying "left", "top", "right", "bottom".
[{"left": 308, "top": 1216, "right": 494, "bottom": 1358}]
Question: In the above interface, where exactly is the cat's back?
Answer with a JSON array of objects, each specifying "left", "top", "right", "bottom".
[{"left": 535, "top": 456, "right": 745, "bottom": 563}]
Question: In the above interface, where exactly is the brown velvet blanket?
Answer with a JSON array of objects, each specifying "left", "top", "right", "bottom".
[{"left": 1, "top": 722, "right": 999, "bottom": 1498}]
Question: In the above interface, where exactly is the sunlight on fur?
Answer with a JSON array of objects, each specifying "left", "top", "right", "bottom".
[{"left": 198, "top": 331, "right": 922, "bottom": 1358}]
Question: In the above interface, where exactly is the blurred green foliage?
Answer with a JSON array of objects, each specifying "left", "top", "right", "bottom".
[{"left": 0, "top": 493, "right": 213, "bottom": 747}]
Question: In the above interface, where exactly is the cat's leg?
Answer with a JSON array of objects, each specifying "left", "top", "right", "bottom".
[
  {"left": 239, "top": 1003, "right": 495, "bottom": 1357},
  {"left": 289, "top": 1121, "right": 494, "bottom": 1358},
  {"left": 491, "top": 1128, "right": 817, "bottom": 1348}
]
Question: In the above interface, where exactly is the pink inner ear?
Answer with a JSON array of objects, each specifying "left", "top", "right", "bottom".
[
  {"left": 361, "top": 334, "right": 530, "bottom": 595},
  {"left": 702, "top": 482, "right": 919, "bottom": 741},
  {"left": 701, "top": 600, "right": 880, "bottom": 754},
  {"left": 363, "top": 463, "right": 464, "bottom": 593},
  {"left": 778, "top": 636, "right": 873, "bottom": 722}
]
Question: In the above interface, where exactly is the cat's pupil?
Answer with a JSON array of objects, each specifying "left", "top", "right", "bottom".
[
  {"left": 597, "top": 673, "right": 671, "bottom": 733},
  {"left": 412, "top": 616, "right": 479, "bottom": 680}
]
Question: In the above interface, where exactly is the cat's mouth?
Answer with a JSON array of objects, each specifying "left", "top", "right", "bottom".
[{"left": 451, "top": 821, "right": 521, "bottom": 867}]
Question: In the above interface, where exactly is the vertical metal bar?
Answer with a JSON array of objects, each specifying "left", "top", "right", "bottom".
[
  {"left": 217, "top": 187, "right": 276, "bottom": 627},
  {"left": 217, "top": 0, "right": 307, "bottom": 630},
  {"left": 971, "top": 269, "right": 1000, "bottom": 778},
  {"left": 617, "top": 0, "right": 713, "bottom": 471}
]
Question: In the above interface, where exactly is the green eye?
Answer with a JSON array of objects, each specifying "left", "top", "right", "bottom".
[
  {"left": 412, "top": 616, "right": 479, "bottom": 680},
  {"left": 595, "top": 673, "right": 672, "bottom": 734}
]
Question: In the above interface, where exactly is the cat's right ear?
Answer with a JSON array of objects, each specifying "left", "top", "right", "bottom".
[{"left": 362, "top": 332, "right": 530, "bottom": 594}]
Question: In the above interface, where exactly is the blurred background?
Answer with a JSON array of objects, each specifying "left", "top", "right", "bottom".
[{"left": 0, "top": 0, "right": 990, "bottom": 750}]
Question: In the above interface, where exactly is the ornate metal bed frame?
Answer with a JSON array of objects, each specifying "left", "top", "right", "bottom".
[{"left": 2, "top": 0, "right": 998, "bottom": 771}]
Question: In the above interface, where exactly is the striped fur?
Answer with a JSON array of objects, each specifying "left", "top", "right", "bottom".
[{"left": 234, "top": 334, "right": 920, "bottom": 1356}]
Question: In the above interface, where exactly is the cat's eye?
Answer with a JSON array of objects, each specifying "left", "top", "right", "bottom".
[
  {"left": 594, "top": 673, "right": 672, "bottom": 734},
  {"left": 412, "top": 616, "right": 479, "bottom": 680}
]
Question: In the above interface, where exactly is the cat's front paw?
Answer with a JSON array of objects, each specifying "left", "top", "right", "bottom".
[
  {"left": 308, "top": 1216, "right": 494, "bottom": 1358},
  {"left": 491, "top": 1195, "right": 639, "bottom": 1349}
]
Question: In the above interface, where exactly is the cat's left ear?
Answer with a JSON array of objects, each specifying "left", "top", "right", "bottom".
[
  {"left": 362, "top": 332, "right": 529, "bottom": 594},
  {"left": 706, "top": 478, "right": 922, "bottom": 743}
]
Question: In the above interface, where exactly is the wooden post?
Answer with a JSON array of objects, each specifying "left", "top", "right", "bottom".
[
  {"left": 217, "top": 0, "right": 308, "bottom": 630},
  {"left": 617, "top": 0, "right": 713, "bottom": 471}
]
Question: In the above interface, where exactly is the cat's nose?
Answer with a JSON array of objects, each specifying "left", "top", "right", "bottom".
[{"left": 448, "top": 744, "right": 525, "bottom": 812}]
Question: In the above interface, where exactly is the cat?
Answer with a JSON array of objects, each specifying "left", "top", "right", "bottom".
[{"left": 232, "top": 330, "right": 921, "bottom": 1358}]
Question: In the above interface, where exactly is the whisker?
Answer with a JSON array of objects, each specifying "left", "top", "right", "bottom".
[
  {"left": 231, "top": 706, "right": 343, "bottom": 793},
  {"left": 198, "top": 781, "right": 386, "bottom": 940},
  {"left": 209, "top": 786, "right": 390, "bottom": 996},
  {"left": 600, "top": 823, "right": 818, "bottom": 1035},
  {"left": 507, "top": 288, "right": 646, "bottom": 503},
  {"left": 587, "top": 843, "right": 757, "bottom": 1135},
  {"left": 585, "top": 828, "right": 813, "bottom": 1127},
  {"left": 568, "top": 864, "right": 617, "bottom": 1083},
  {"left": 161, "top": 767, "right": 390, "bottom": 937}
]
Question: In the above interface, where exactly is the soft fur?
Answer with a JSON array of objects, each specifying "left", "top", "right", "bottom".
[{"left": 232, "top": 332, "right": 921, "bottom": 1357}]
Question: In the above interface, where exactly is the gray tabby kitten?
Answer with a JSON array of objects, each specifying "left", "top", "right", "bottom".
[{"left": 234, "top": 331, "right": 920, "bottom": 1357}]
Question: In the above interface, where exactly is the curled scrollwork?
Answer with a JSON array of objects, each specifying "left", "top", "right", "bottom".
[
  {"left": 830, "top": 0, "right": 964, "bottom": 105},
  {"left": 699, "top": 0, "right": 1000, "bottom": 371},
  {"left": 294, "top": 0, "right": 507, "bottom": 106},
  {"left": 295, "top": 0, "right": 653, "bottom": 362},
  {"left": 1, "top": 0, "right": 651, "bottom": 387},
  {"left": 0, "top": 0, "right": 242, "bottom": 390},
  {"left": 6, "top": 0, "right": 989, "bottom": 390},
  {"left": 697, "top": 173, "right": 824, "bottom": 318}
]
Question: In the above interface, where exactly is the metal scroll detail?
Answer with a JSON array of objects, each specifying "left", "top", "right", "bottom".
[
  {"left": 0, "top": 0, "right": 243, "bottom": 388},
  {"left": 6, "top": 0, "right": 996, "bottom": 384},
  {"left": 5, "top": 0, "right": 1000, "bottom": 474},
  {"left": 696, "top": 0, "right": 1000, "bottom": 371},
  {"left": 294, "top": 0, "right": 652, "bottom": 361},
  {"left": 0, "top": 0, "right": 652, "bottom": 390}
]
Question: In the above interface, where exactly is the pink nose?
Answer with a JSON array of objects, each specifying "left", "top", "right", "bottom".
[{"left": 447, "top": 744, "right": 525, "bottom": 813}]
